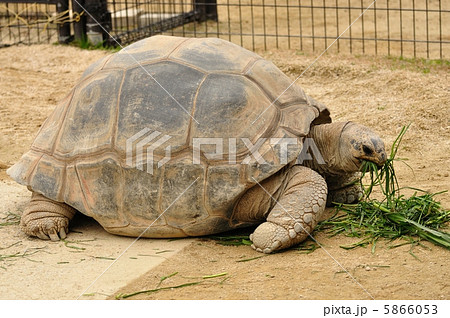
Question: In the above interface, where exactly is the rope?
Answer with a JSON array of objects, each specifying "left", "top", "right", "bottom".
[{"left": 0, "top": 3, "right": 84, "bottom": 31}]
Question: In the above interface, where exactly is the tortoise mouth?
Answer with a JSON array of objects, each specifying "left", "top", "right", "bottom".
[
  {"left": 363, "top": 156, "right": 386, "bottom": 167},
  {"left": 355, "top": 148, "right": 387, "bottom": 168},
  {"left": 357, "top": 157, "right": 386, "bottom": 171}
]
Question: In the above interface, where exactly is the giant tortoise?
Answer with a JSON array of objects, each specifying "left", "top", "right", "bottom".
[{"left": 7, "top": 35, "right": 386, "bottom": 253}]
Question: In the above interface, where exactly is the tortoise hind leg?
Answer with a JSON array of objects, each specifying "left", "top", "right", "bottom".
[
  {"left": 249, "top": 166, "right": 327, "bottom": 253},
  {"left": 21, "top": 192, "right": 77, "bottom": 241}
]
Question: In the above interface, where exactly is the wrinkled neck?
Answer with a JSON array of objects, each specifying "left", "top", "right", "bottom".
[{"left": 303, "top": 122, "right": 349, "bottom": 177}]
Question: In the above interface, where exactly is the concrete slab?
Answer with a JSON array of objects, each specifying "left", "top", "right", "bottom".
[{"left": 0, "top": 179, "right": 193, "bottom": 300}]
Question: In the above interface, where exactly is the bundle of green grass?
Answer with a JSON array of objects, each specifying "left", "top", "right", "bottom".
[{"left": 319, "top": 125, "right": 450, "bottom": 252}]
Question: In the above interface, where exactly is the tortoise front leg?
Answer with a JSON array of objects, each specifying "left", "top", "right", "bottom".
[
  {"left": 326, "top": 173, "right": 363, "bottom": 206},
  {"left": 21, "top": 192, "right": 76, "bottom": 241},
  {"left": 249, "top": 166, "right": 327, "bottom": 253}
]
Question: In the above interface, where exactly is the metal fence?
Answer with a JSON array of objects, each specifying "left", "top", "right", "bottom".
[
  {"left": 0, "top": 0, "right": 71, "bottom": 46},
  {"left": 104, "top": 0, "right": 217, "bottom": 45},
  {"left": 1, "top": 0, "right": 449, "bottom": 59}
]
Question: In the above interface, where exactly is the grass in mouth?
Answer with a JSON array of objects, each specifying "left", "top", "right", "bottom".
[{"left": 318, "top": 125, "right": 450, "bottom": 251}]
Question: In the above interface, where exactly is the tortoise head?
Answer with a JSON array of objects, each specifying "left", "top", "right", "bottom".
[
  {"left": 339, "top": 122, "right": 387, "bottom": 170},
  {"left": 306, "top": 122, "right": 386, "bottom": 175}
]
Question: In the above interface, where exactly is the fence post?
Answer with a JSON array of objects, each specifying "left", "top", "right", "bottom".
[
  {"left": 56, "top": 0, "right": 71, "bottom": 43},
  {"left": 205, "top": 0, "right": 218, "bottom": 21},
  {"left": 72, "top": 0, "right": 86, "bottom": 42},
  {"left": 194, "top": 0, "right": 218, "bottom": 22},
  {"left": 84, "top": 0, "right": 111, "bottom": 45}
]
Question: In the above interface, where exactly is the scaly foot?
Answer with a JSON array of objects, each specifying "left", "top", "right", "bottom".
[{"left": 21, "top": 192, "right": 76, "bottom": 241}]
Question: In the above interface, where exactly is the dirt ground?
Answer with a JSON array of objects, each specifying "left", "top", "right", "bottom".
[{"left": 0, "top": 42, "right": 449, "bottom": 300}]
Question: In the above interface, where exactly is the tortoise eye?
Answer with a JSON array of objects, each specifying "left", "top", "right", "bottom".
[{"left": 363, "top": 145, "right": 373, "bottom": 155}]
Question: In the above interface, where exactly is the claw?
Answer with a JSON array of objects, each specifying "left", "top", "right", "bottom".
[
  {"left": 48, "top": 231, "right": 60, "bottom": 241},
  {"left": 59, "top": 228, "right": 67, "bottom": 240},
  {"left": 271, "top": 240, "right": 281, "bottom": 250},
  {"left": 36, "top": 232, "right": 49, "bottom": 240}
]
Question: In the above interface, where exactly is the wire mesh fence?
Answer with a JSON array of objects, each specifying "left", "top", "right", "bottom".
[
  {"left": 0, "top": 0, "right": 74, "bottom": 46},
  {"left": 0, "top": 1, "right": 59, "bottom": 46},
  {"left": 1, "top": 0, "right": 449, "bottom": 59},
  {"left": 105, "top": 0, "right": 212, "bottom": 45}
]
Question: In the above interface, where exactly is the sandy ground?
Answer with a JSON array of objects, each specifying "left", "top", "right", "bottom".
[
  {"left": 0, "top": 42, "right": 449, "bottom": 300},
  {"left": 0, "top": 184, "right": 193, "bottom": 299}
]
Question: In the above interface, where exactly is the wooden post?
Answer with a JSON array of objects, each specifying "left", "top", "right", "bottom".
[
  {"left": 72, "top": 0, "right": 86, "bottom": 42},
  {"left": 205, "top": 0, "right": 218, "bottom": 22},
  {"left": 194, "top": 0, "right": 218, "bottom": 23},
  {"left": 56, "top": 0, "right": 71, "bottom": 43},
  {"left": 84, "top": 0, "right": 111, "bottom": 45}
]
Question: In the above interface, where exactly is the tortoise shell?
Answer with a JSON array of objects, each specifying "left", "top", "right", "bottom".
[{"left": 8, "top": 35, "right": 331, "bottom": 237}]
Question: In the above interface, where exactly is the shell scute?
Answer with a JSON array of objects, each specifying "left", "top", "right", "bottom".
[
  {"left": 206, "top": 165, "right": 246, "bottom": 216},
  {"left": 75, "top": 157, "right": 128, "bottom": 228},
  {"left": 103, "top": 35, "right": 187, "bottom": 69},
  {"left": 246, "top": 59, "right": 308, "bottom": 106},
  {"left": 170, "top": 37, "right": 260, "bottom": 73},
  {"left": 56, "top": 70, "right": 123, "bottom": 157},
  {"left": 191, "top": 73, "right": 277, "bottom": 156},
  {"left": 161, "top": 159, "right": 209, "bottom": 229},
  {"left": 280, "top": 104, "right": 318, "bottom": 137},
  {"left": 116, "top": 61, "right": 204, "bottom": 155},
  {"left": 80, "top": 54, "right": 112, "bottom": 80},
  {"left": 64, "top": 164, "right": 88, "bottom": 216},
  {"left": 32, "top": 92, "right": 72, "bottom": 153},
  {"left": 121, "top": 165, "right": 165, "bottom": 226},
  {"left": 29, "top": 154, "right": 64, "bottom": 202}
]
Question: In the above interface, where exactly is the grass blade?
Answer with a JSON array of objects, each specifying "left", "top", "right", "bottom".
[
  {"left": 116, "top": 282, "right": 201, "bottom": 299},
  {"left": 236, "top": 255, "right": 265, "bottom": 262},
  {"left": 202, "top": 272, "right": 228, "bottom": 279}
]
